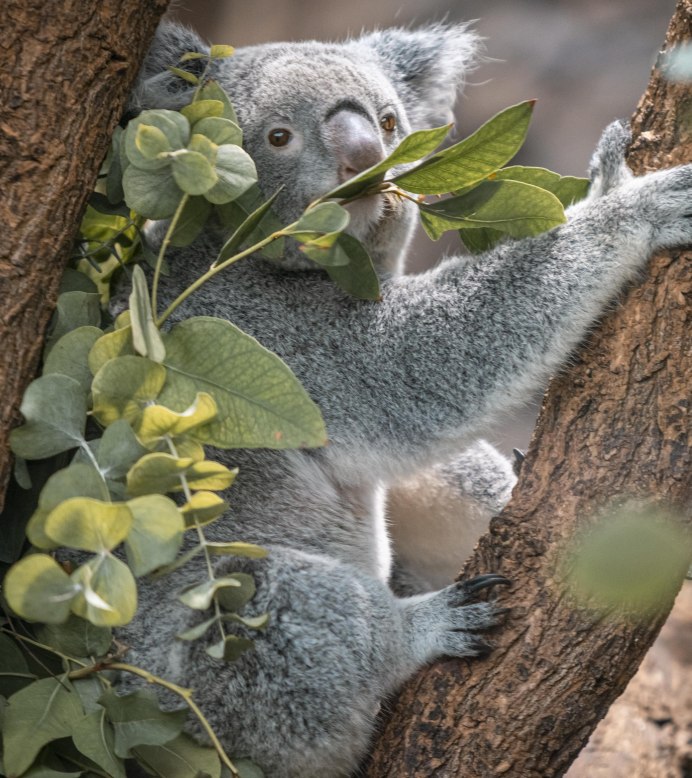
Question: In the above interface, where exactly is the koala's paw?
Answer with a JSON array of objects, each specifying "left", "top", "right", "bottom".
[
  {"left": 588, "top": 119, "right": 633, "bottom": 198},
  {"left": 629, "top": 163, "right": 692, "bottom": 249},
  {"left": 406, "top": 574, "right": 510, "bottom": 660}
]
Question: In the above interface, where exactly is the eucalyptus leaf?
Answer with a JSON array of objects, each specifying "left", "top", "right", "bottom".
[
  {"left": 44, "top": 497, "right": 133, "bottom": 552},
  {"left": 71, "top": 554, "right": 137, "bottom": 626},
  {"left": 3, "top": 676, "right": 84, "bottom": 776},
  {"left": 215, "top": 572, "right": 255, "bottom": 612},
  {"left": 124, "top": 494, "right": 184, "bottom": 576},
  {"left": 198, "top": 80, "right": 238, "bottom": 124},
  {"left": 125, "top": 110, "right": 190, "bottom": 171},
  {"left": 136, "top": 124, "right": 172, "bottom": 161},
  {"left": 488, "top": 165, "right": 590, "bottom": 207},
  {"left": 181, "top": 99, "right": 224, "bottom": 125},
  {"left": 43, "top": 326, "right": 102, "bottom": 392},
  {"left": 72, "top": 709, "right": 126, "bottom": 778},
  {"left": 176, "top": 614, "right": 220, "bottom": 641},
  {"left": 88, "top": 325, "right": 135, "bottom": 374},
  {"left": 204, "top": 144, "right": 257, "bottom": 204},
  {"left": 178, "top": 576, "right": 241, "bottom": 610},
  {"left": 393, "top": 101, "right": 535, "bottom": 194},
  {"left": 284, "top": 202, "right": 350, "bottom": 238},
  {"left": 96, "top": 419, "right": 148, "bottom": 480},
  {"left": 137, "top": 392, "right": 218, "bottom": 448},
  {"left": 59, "top": 268, "right": 99, "bottom": 295},
  {"left": 123, "top": 165, "right": 183, "bottom": 220},
  {"left": 129, "top": 265, "right": 166, "bottom": 362},
  {"left": 36, "top": 614, "right": 112, "bottom": 658},
  {"left": 210, "top": 44, "right": 235, "bottom": 59},
  {"left": 323, "top": 233, "right": 381, "bottom": 301},
  {"left": 170, "top": 195, "right": 213, "bottom": 247},
  {"left": 181, "top": 491, "right": 228, "bottom": 528},
  {"left": 99, "top": 688, "right": 187, "bottom": 758},
  {"left": 232, "top": 758, "right": 266, "bottom": 778},
  {"left": 92, "top": 355, "right": 167, "bottom": 427},
  {"left": 171, "top": 150, "right": 219, "bottom": 195},
  {"left": 10, "top": 374, "right": 87, "bottom": 460},
  {"left": 134, "top": 733, "right": 221, "bottom": 778},
  {"left": 205, "top": 634, "right": 254, "bottom": 662},
  {"left": 205, "top": 541, "right": 268, "bottom": 559},
  {"left": 0, "top": 633, "right": 33, "bottom": 698},
  {"left": 168, "top": 66, "right": 199, "bottom": 85},
  {"left": 125, "top": 452, "right": 193, "bottom": 496},
  {"left": 160, "top": 317, "right": 327, "bottom": 449},
  {"left": 215, "top": 187, "right": 282, "bottom": 264},
  {"left": 45, "top": 291, "right": 102, "bottom": 354},
  {"left": 194, "top": 116, "right": 242, "bottom": 147}
]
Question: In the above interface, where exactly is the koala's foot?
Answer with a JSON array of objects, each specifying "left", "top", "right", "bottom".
[
  {"left": 400, "top": 573, "right": 511, "bottom": 663},
  {"left": 588, "top": 119, "right": 633, "bottom": 198}
]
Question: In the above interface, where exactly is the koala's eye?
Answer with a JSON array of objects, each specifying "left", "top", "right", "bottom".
[
  {"left": 380, "top": 114, "right": 397, "bottom": 132},
  {"left": 268, "top": 128, "right": 292, "bottom": 147}
]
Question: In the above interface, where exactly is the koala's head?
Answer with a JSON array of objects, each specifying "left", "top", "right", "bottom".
[{"left": 133, "top": 22, "right": 480, "bottom": 272}]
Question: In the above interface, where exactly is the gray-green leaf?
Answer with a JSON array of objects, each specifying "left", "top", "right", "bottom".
[{"left": 129, "top": 265, "right": 166, "bottom": 362}]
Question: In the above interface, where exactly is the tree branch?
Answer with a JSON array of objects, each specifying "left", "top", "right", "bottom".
[
  {"left": 0, "top": 0, "right": 169, "bottom": 512},
  {"left": 367, "top": 2, "right": 692, "bottom": 774}
]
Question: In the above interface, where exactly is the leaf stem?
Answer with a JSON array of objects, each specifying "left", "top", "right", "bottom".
[{"left": 152, "top": 194, "right": 190, "bottom": 320}]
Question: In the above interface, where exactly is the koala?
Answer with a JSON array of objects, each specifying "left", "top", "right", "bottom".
[{"left": 119, "top": 21, "right": 692, "bottom": 777}]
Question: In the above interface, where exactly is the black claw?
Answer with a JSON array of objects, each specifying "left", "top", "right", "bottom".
[
  {"left": 469, "top": 638, "right": 493, "bottom": 657},
  {"left": 463, "top": 574, "right": 512, "bottom": 595}
]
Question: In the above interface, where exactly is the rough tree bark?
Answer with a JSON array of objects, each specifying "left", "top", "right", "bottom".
[
  {"left": 367, "top": 2, "right": 692, "bottom": 776},
  {"left": 0, "top": 0, "right": 169, "bottom": 513}
]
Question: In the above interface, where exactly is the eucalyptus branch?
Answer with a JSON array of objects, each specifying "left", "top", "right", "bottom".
[{"left": 152, "top": 194, "right": 190, "bottom": 318}]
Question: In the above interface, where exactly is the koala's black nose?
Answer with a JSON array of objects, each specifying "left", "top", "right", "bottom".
[{"left": 324, "top": 110, "right": 386, "bottom": 183}]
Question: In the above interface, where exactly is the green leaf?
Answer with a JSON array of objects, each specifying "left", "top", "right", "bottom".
[
  {"left": 59, "top": 268, "right": 99, "bottom": 295},
  {"left": 27, "top": 463, "right": 109, "bottom": 550},
  {"left": 9, "top": 374, "right": 87, "bottom": 459},
  {"left": 0, "top": 633, "right": 33, "bottom": 698},
  {"left": 321, "top": 123, "right": 452, "bottom": 201},
  {"left": 284, "top": 202, "right": 350, "bottom": 239},
  {"left": 204, "top": 144, "right": 257, "bottom": 204},
  {"left": 210, "top": 44, "right": 235, "bottom": 59},
  {"left": 136, "top": 124, "right": 172, "bottom": 160},
  {"left": 181, "top": 99, "right": 224, "bottom": 125},
  {"left": 124, "top": 494, "right": 184, "bottom": 576},
  {"left": 179, "top": 51, "right": 206, "bottom": 62},
  {"left": 393, "top": 101, "right": 535, "bottom": 194},
  {"left": 129, "top": 265, "right": 166, "bottom": 362},
  {"left": 489, "top": 165, "right": 590, "bottom": 207},
  {"left": 178, "top": 576, "right": 241, "bottom": 610},
  {"left": 160, "top": 317, "right": 327, "bottom": 449},
  {"left": 176, "top": 614, "right": 220, "bottom": 641},
  {"left": 43, "top": 325, "right": 102, "bottom": 392},
  {"left": 99, "top": 688, "right": 187, "bottom": 758},
  {"left": 134, "top": 733, "right": 221, "bottom": 778},
  {"left": 205, "top": 541, "right": 268, "bottom": 559},
  {"left": 92, "top": 355, "right": 167, "bottom": 427},
  {"left": 198, "top": 80, "right": 238, "bottom": 123},
  {"left": 168, "top": 66, "right": 200, "bottom": 84},
  {"left": 216, "top": 185, "right": 284, "bottom": 260},
  {"left": 45, "top": 291, "right": 102, "bottom": 354},
  {"left": 171, "top": 150, "right": 219, "bottom": 195},
  {"left": 88, "top": 325, "right": 135, "bottom": 374},
  {"left": 215, "top": 187, "right": 281, "bottom": 264},
  {"left": 232, "top": 758, "right": 266, "bottom": 778},
  {"left": 71, "top": 555, "right": 137, "bottom": 626},
  {"left": 106, "top": 125, "right": 125, "bottom": 204},
  {"left": 214, "top": 572, "right": 255, "bottom": 612},
  {"left": 126, "top": 452, "right": 193, "bottom": 496},
  {"left": 180, "top": 491, "right": 228, "bottom": 528},
  {"left": 3, "top": 676, "right": 84, "bottom": 776},
  {"left": 299, "top": 232, "right": 351, "bottom": 267},
  {"left": 137, "top": 392, "right": 218, "bottom": 448},
  {"left": 72, "top": 709, "right": 126, "bottom": 778},
  {"left": 419, "top": 179, "right": 566, "bottom": 240},
  {"left": 205, "top": 635, "right": 254, "bottom": 662},
  {"left": 193, "top": 116, "right": 242, "bottom": 146},
  {"left": 95, "top": 419, "right": 148, "bottom": 480},
  {"left": 323, "top": 233, "right": 381, "bottom": 300},
  {"left": 125, "top": 110, "right": 190, "bottom": 170},
  {"left": 44, "top": 497, "right": 133, "bottom": 552},
  {"left": 170, "top": 195, "right": 213, "bottom": 247},
  {"left": 123, "top": 165, "right": 183, "bottom": 220},
  {"left": 36, "top": 614, "right": 112, "bottom": 658}
]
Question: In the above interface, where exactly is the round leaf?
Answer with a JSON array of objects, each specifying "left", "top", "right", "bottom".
[
  {"left": 193, "top": 116, "right": 242, "bottom": 146},
  {"left": 125, "top": 452, "right": 194, "bottom": 497},
  {"left": 92, "top": 356, "right": 166, "bottom": 427},
  {"left": 125, "top": 110, "right": 190, "bottom": 170},
  {"left": 124, "top": 494, "right": 184, "bottom": 576},
  {"left": 4, "top": 554, "right": 78, "bottom": 624},
  {"left": 171, "top": 150, "right": 218, "bottom": 195},
  {"left": 44, "top": 497, "right": 133, "bottom": 552},
  {"left": 204, "top": 144, "right": 257, "bottom": 204},
  {"left": 135, "top": 123, "right": 172, "bottom": 160},
  {"left": 10, "top": 374, "right": 87, "bottom": 459},
  {"left": 43, "top": 326, "right": 102, "bottom": 391},
  {"left": 123, "top": 165, "right": 183, "bottom": 220},
  {"left": 180, "top": 99, "right": 224, "bottom": 125},
  {"left": 71, "top": 555, "right": 137, "bottom": 626},
  {"left": 178, "top": 576, "right": 241, "bottom": 610},
  {"left": 88, "top": 325, "right": 135, "bottom": 375},
  {"left": 181, "top": 491, "right": 228, "bottom": 528}
]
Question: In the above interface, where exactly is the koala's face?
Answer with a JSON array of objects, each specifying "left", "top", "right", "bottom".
[{"left": 220, "top": 43, "right": 418, "bottom": 271}]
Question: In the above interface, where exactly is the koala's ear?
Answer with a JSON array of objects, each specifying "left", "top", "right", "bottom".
[
  {"left": 128, "top": 22, "right": 212, "bottom": 116},
  {"left": 356, "top": 24, "right": 482, "bottom": 131}
]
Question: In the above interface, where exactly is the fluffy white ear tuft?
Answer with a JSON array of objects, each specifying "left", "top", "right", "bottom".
[{"left": 355, "top": 24, "right": 482, "bottom": 131}]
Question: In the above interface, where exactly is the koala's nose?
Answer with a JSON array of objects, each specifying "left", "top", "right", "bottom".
[{"left": 324, "top": 111, "right": 386, "bottom": 183}]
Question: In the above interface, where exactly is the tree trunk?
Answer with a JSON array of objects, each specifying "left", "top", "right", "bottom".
[
  {"left": 0, "top": 0, "right": 169, "bottom": 513},
  {"left": 366, "top": 2, "right": 692, "bottom": 775}
]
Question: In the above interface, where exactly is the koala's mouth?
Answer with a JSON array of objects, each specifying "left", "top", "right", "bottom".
[{"left": 343, "top": 191, "right": 399, "bottom": 240}]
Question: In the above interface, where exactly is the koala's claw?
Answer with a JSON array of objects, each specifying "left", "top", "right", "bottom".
[{"left": 462, "top": 573, "right": 512, "bottom": 596}]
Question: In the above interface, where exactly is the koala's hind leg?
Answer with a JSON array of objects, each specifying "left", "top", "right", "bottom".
[{"left": 388, "top": 440, "right": 517, "bottom": 592}]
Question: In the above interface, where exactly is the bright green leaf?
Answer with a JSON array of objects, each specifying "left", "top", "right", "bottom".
[
  {"left": 72, "top": 709, "right": 126, "bottom": 778},
  {"left": 489, "top": 165, "right": 590, "bottom": 207},
  {"left": 181, "top": 99, "right": 224, "bottom": 125},
  {"left": 3, "top": 676, "right": 84, "bottom": 776},
  {"left": 124, "top": 494, "right": 184, "bottom": 576},
  {"left": 10, "top": 374, "right": 87, "bottom": 459},
  {"left": 71, "top": 555, "right": 137, "bottom": 626},
  {"left": 135, "top": 124, "right": 172, "bottom": 161},
  {"left": 88, "top": 325, "right": 135, "bottom": 374},
  {"left": 92, "top": 355, "right": 166, "bottom": 427},
  {"left": 44, "top": 497, "right": 133, "bottom": 552},
  {"left": 393, "top": 101, "right": 535, "bottom": 194},
  {"left": 205, "top": 541, "right": 268, "bottom": 559},
  {"left": 160, "top": 317, "right": 327, "bottom": 449},
  {"left": 99, "top": 688, "right": 187, "bottom": 758},
  {"left": 299, "top": 232, "right": 351, "bottom": 267},
  {"left": 126, "top": 452, "right": 194, "bottom": 496},
  {"left": 129, "top": 265, "right": 166, "bottom": 363},
  {"left": 137, "top": 392, "right": 218, "bottom": 448},
  {"left": 4, "top": 555, "right": 77, "bottom": 624},
  {"left": 168, "top": 66, "right": 199, "bottom": 84},
  {"left": 210, "top": 44, "right": 235, "bottom": 59},
  {"left": 179, "top": 51, "right": 206, "bottom": 62},
  {"left": 180, "top": 491, "right": 228, "bottom": 528},
  {"left": 43, "top": 326, "right": 102, "bottom": 392}
]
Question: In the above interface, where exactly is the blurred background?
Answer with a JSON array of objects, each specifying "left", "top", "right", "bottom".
[{"left": 170, "top": 0, "right": 676, "bottom": 453}]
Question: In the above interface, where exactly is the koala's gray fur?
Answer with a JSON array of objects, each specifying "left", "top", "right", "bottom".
[{"left": 120, "top": 21, "right": 692, "bottom": 777}]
